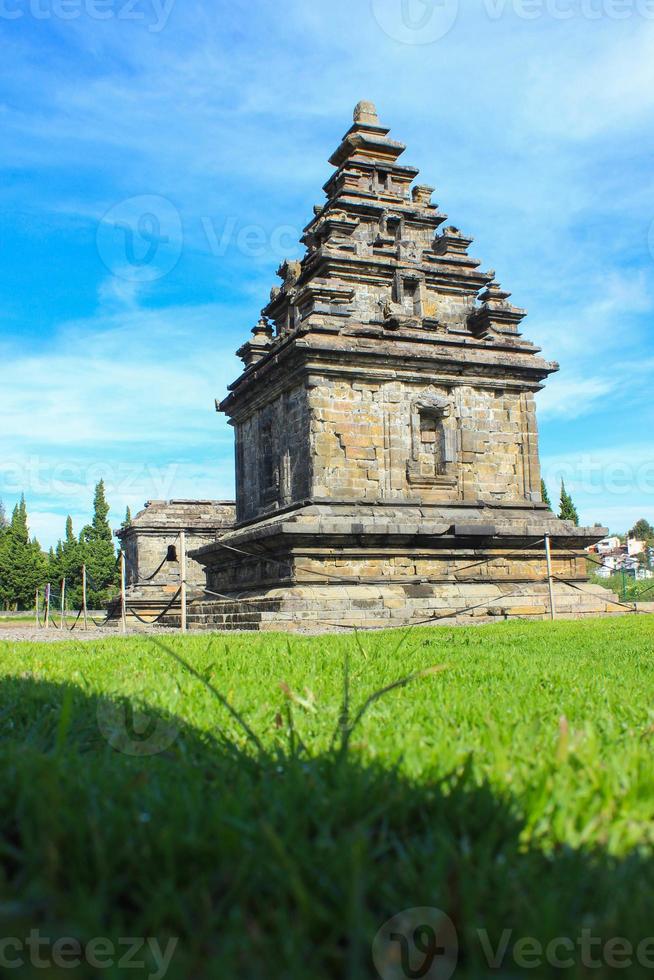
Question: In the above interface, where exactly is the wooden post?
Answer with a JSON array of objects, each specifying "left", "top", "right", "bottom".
[
  {"left": 60, "top": 577, "right": 66, "bottom": 630},
  {"left": 35, "top": 588, "right": 40, "bottom": 629},
  {"left": 44, "top": 583, "right": 51, "bottom": 630},
  {"left": 544, "top": 534, "right": 556, "bottom": 622},
  {"left": 82, "top": 564, "right": 88, "bottom": 631},
  {"left": 180, "top": 529, "right": 187, "bottom": 633},
  {"left": 120, "top": 550, "right": 127, "bottom": 634}
]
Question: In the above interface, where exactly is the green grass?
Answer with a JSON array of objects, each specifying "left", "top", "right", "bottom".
[{"left": 1, "top": 617, "right": 653, "bottom": 978}]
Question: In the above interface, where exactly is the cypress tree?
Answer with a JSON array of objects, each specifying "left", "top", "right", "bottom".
[
  {"left": 80, "top": 481, "right": 118, "bottom": 607},
  {"left": 541, "top": 479, "right": 552, "bottom": 509},
  {"left": 558, "top": 481, "right": 579, "bottom": 526},
  {"left": 57, "top": 515, "right": 83, "bottom": 608},
  {"left": 10, "top": 495, "right": 29, "bottom": 544}
]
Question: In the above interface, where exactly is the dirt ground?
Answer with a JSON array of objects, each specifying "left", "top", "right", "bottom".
[{"left": 0, "top": 622, "right": 180, "bottom": 643}]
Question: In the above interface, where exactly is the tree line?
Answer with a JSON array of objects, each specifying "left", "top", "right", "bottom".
[{"left": 0, "top": 481, "right": 129, "bottom": 611}]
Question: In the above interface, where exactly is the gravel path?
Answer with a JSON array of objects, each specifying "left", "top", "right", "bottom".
[{"left": 0, "top": 625, "right": 182, "bottom": 643}]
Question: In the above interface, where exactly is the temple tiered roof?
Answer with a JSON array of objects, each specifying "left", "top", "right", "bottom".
[{"left": 234, "top": 101, "right": 549, "bottom": 381}]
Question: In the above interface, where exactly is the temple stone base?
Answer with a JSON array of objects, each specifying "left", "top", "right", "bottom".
[
  {"left": 183, "top": 503, "right": 628, "bottom": 632},
  {"left": 168, "top": 581, "right": 627, "bottom": 632}
]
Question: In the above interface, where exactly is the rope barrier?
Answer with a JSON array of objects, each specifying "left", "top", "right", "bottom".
[
  {"left": 90, "top": 614, "right": 111, "bottom": 628},
  {"left": 191, "top": 587, "right": 246, "bottom": 602},
  {"left": 319, "top": 586, "right": 534, "bottom": 634},
  {"left": 552, "top": 576, "right": 638, "bottom": 612},
  {"left": 27, "top": 533, "right": 650, "bottom": 636},
  {"left": 217, "top": 537, "right": 548, "bottom": 587},
  {"left": 451, "top": 538, "right": 546, "bottom": 577},
  {"left": 68, "top": 607, "right": 84, "bottom": 631},
  {"left": 139, "top": 553, "right": 169, "bottom": 583},
  {"left": 559, "top": 545, "right": 654, "bottom": 605},
  {"left": 126, "top": 587, "right": 182, "bottom": 625}
]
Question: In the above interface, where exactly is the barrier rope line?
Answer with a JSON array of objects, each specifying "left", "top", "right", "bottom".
[
  {"left": 552, "top": 575, "right": 640, "bottom": 613},
  {"left": 556, "top": 546, "right": 651, "bottom": 612},
  {"left": 320, "top": 586, "right": 534, "bottom": 634},
  {"left": 126, "top": 587, "right": 182, "bottom": 626},
  {"left": 450, "top": 538, "right": 546, "bottom": 577},
  {"left": 68, "top": 607, "right": 84, "bottom": 631},
  {"left": 89, "top": 611, "right": 112, "bottom": 628},
  {"left": 217, "top": 536, "right": 550, "bottom": 588},
  {"left": 191, "top": 587, "right": 248, "bottom": 603},
  {"left": 128, "top": 531, "right": 182, "bottom": 588},
  {"left": 192, "top": 537, "right": 562, "bottom": 635}
]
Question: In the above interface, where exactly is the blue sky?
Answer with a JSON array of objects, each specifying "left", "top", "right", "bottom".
[{"left": 1, "top": 0, "right": 652, "bottom": 546}]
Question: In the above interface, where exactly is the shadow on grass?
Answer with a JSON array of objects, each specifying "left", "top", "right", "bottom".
[{"left": 1, "top": 674, "right": 653, "bottom": 979}]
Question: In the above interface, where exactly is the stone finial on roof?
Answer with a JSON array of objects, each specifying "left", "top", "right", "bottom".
[
  {"left": 252, "top": 317, "right": 274, "bottom": 342},
  {"left": 353, "top": 100, "right": 380, "bottom": 126}
]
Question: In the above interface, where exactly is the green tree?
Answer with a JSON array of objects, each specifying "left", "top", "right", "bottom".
[
  {"left": 79, "top": 481, "right": 118, "bottom": 608},
  {"left": 558, "top": 481, "right": 579, "bottom": 526},
  {"left": 53, "top": 516, "right": 84, "bottom": 608},
  {"left": 541, "top": 479, "right": 552, "bottom": 509},
  {"left": 630, "top": 518, "right": 654, "bottom": 541},
  {"left": 0, "top": 495, "right": 46, "bottom": 610},
  {"left": 121, "top": 506, "right": 132, "bottom": 529},
  {"left": 0, "top": 503, "right": 8, "bottom": 609}
]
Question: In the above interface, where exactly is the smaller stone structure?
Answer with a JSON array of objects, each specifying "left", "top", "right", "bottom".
[{"left": 114, "top": 500, "right": 235, "bottom": 622}]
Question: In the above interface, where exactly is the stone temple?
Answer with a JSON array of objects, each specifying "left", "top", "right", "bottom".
[{"left": 170, "top": 101, "right": 612, "bottom": 630}]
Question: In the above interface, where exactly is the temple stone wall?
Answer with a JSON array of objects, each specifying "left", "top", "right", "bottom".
[
  {"left": 308, "top": 379, "right": 541, "bottom": 504},
  {"left": 124, "top": 529, "right": 218, "bottom": 588},
  {"left": 235, "top": 383, "right": 311, "bottom": 522}
]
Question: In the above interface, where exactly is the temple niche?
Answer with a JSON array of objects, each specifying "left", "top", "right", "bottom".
[{"left": 188, "top": 102, "right": 610, "bottom": 630}]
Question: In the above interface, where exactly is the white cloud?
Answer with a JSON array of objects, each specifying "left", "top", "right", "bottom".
[
  {"left": 0, "top": 298, "right": 239, "bottom": 448},
  {"left": 537, "top": 375, "right": 616, "bottom": 419},
  {"left": 0, "top": 283, "right": 242, "bottom": 545}
]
